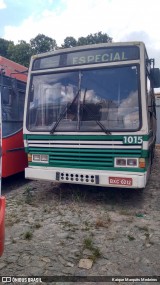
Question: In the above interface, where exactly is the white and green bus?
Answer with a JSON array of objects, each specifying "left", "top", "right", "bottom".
[{"left": 23, "top": 42, "right": 160, "bottom": 189}]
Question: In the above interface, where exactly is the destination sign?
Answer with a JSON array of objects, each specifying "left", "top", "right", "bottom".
[{"left": 32, "top": 46, "right": 140, "bottom": 70}]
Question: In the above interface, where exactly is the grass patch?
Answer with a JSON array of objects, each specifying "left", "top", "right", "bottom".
[
  {"left": 119, "top": 210, "right": 132, "bottom": 216},
  {"left": 24, "top": 231, "right": 33, "bottom": 240},
  {"left": 95, "top": 214, "right": 111, "bottom": 228},
  {"left": 127, "top": 235, "right": 135, "bottom": 241},
  {"left": 136, "top": 226, "right": 149, "bottom": 232},
  {"left": 24, "top": 187, "right": 33, "bottom": 204},
  {"left": 83, "top": 237, "right": 101, "bottom": 262},
  {"left": 34, "top": 223, "right": 42, "bottom": 229}
]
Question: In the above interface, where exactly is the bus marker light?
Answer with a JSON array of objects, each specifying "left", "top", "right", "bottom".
[{"left": 109, "top": 177, "right": 132, "bottom": 186}]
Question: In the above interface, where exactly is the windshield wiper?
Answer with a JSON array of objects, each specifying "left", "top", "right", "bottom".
[
  {"left": 50, "top": 89, "right": 80, "bottom": 134},
  {"left": 78, "top": 88, "right": 87, "bottom": 130},
  {"left": 83, "top": 104, "right": 111, "bottom": 135}
]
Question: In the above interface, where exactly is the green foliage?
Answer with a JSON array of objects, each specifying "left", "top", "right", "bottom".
[
  {"left": 62, "top": 32, "right": 112, "bottom": 48},
  {"left": 7, "top": 40, "right": 32, "bottom": 67},
  {"left": 83, "top": 237, "right": 101, "bottom": 262},
  {"left": 77, "top": 32, "right": 112, "bottom": 46},
  {"left": 30, "top": 33, "right": 57, "bottom": 54},
  {"left": 24, "top": 231, "right": 33, "bottom": 240},
  {"left": 0, "top": 31, "right": 112, "bottom": 67},
  {"left": 62, "top": 36, "right": 77, "bottom": 48},
  {"left": 0, "top": 38, "right": 13, "bottom": 57}
]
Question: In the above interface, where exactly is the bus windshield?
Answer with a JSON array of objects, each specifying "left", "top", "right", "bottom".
[
  {"left": 27, "top": 65, "right": 140, "bottom": 132},
  {"left": 2, "top": 81, "right": 26, "bottom": 137}
]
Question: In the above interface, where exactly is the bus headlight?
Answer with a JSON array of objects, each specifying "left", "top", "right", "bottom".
[
  {"left": 32, "top": 154, "right": 49, "bottom": 163},
  {"left": 41, "top": 155, "right": 49, "bottom": 162},
  {"left": 115, "top": 158, "right": 138, "bottom": 167},
  {"left": 32, "top": 154, "right": 41, "bottom": 161},
  {"left": 127, "top": 158, "right": 138, "bottom": 167},
  {"left": 115, "top": 158, "right": 126, "bottom": 166}
]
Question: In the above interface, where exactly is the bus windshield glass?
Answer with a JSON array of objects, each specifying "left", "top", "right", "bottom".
[
  {"left": 27, "top": 65, "right": 140, "bottom": 132},
  {"left": 2, "top": 81, "right": 26, "bottom": 137}
]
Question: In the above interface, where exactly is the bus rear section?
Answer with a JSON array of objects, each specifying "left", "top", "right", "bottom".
[
  {"left": 23, "top": 42, "right": 160, "bottom": 189},
  {"left": 0, "top": 57, "right": 28, "bottom": 177}
]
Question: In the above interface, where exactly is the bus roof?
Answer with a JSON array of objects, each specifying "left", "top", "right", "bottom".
[
  {"left": 32, "top": 41, "right": 146, "bottom": 59},
  {"left": 0, "top": 56, "right": 28, "bottom": 82}
]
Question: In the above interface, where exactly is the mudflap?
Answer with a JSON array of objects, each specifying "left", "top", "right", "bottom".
[{"left": 0, "top": 196, "right": 5, "bottom": 257}]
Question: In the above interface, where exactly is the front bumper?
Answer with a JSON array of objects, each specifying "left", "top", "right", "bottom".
[{"left": 25, "top": 166, "right": 147, "bottom": 189}]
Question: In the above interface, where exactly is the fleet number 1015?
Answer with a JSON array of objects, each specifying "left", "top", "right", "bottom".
[{"left": 123, "top": 136, "right": 143, "bottom": 144}]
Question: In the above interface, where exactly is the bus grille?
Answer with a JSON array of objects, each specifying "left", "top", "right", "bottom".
[
  {"left": 50, "top": 148, "right": 114, "bottom": 169},
  {"left": 28, "top": 146, "right": 142, "bottom": 170}
]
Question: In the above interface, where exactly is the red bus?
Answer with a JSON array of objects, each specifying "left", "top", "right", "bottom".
[
  {"left": 0, "top": 57, "right": 28, "bottom": 256},
  {"left": 0, "top": 75, "right": 4, "bottom": 256},
  {"left": 0, "top": 56, "right": 28, "bottom": 177}
]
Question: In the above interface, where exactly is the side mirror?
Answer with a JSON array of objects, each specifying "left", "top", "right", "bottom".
[{"left": 151, "top": 68, "right": 160, "bottom": 88}]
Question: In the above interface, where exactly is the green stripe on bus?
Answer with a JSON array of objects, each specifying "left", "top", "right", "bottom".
[{"left": 24, "top": 134, "right": 151, "bottom": 141}]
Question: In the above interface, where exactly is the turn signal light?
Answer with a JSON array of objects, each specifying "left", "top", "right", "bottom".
[
  {"left": 139, "top": 158, "right": 146, "bottom": 168},
  {"left": 28, "top": 154, "right": 32, "bottom": 162}
]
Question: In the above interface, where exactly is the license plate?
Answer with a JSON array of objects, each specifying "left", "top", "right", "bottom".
[{"left": 109, "top": 177, "right": 133, "bottom": 186}]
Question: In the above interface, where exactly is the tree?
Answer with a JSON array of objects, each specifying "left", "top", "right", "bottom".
[
  {"left": 77, "top": 32, "right": 112, "bottom": 46},
  {"left": 0, "top": 38, "right": 13, "bottom": 57},
  {"left": 62, "top": 36, "right": 77, "bottom": 48},
  {"left": 30, "top": 34, "right": 57, "bottom": 54},
  {"left": 7, "top": 40, "right": 32, "bottom": 67}
]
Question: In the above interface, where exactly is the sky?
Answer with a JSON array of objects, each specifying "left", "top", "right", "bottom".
[{"left": 0, "top": 0, "right": 160, "bottom": 67}]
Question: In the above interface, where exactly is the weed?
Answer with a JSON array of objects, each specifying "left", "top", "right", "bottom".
[
  {"left": 84, "top": 221, "right": 89, "bottom": 227},
  {"left": 95, "top": 219, "right": 106, "bottom": 228},
  {"left": 34, "top": 223, "right": 42, "bottom": 229},
  {"left": 127, "top": 235, "right": 135, "bottom": 241},
  {"left": 119, "top": 210, "right": 132, "bottom": 216},
  {"left": 136, "top": 226, "right": 149, "bottom": 232},
  {"left": 71, "top": 191, "right": 86, "bottom": 203},
  {"left": 83, "top": 237, "right": 101, "bottom": 262},
  {"left": 91, "top": 247, "right": 101, "bottom": 262},
  {"left": 95, "top": 214, "right": 111, "bottom": 228},
  {"left": 43, "top": 206, "right": 52, "bottom": 214},
  {"left": 24, "top": 187, "right": 33, "bottom": 204},
  {"left": 24, "top": 231, "right": 33, "bottom": 240},
  {"left": 66, "top": 236, "right": 75, "bottom": 240},
  {"left": 144, "top": 232, "right": 150, "bottom": 239},
  {"left": 84, "top": 237, "right": 93, "bottom": 249}
]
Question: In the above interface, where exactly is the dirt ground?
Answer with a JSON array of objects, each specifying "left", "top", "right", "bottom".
[{"left": 0, "top": 149, "right": 160, "bottom": 285}]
